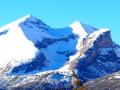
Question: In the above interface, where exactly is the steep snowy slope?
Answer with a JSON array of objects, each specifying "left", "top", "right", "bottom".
[
  {"left": 0, "top": 15, "right": 120, "bottom": 90},
  {"left": 0, "top": 15, "right": 78, "bottom": 75}
]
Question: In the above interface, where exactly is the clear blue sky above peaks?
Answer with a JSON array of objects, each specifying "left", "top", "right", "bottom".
[{"left": 0, "top": 0, "right": 120, "bottom": 44}]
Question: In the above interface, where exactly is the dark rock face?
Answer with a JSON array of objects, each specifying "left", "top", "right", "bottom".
[
  {"left": 0, "top": 30, "right": 8, "bottom": 36},
  {"left": 94, "top": 31, "right": 112, "bottom": 48},
  {"left": 35, "top": 34, "right": 77, "bottom": 49},
  {"left": 74, "top": 31, "right": 120, "bottom": 82},
  {"left": 22, "top": 15, "right": 50, "bottom": 30},
  {"left": 11, "top": 52, "right": 46, "bottom": 75},
  {"left": 84, "top": 71, "right": 120, "bottom": 90}
]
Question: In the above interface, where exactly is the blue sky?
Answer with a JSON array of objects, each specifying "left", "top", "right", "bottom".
[{"left": 0, "top": 0, "right": 120, "bottom": 43}]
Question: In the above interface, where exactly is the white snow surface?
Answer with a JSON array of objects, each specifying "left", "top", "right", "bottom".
[
  {"left": 114, "top": 75, "right": 120, "bottom": 79},
  {"left": 69, "top": 21, "right": 88, "bottom": 38},
  {"left": 0, "top": 15, "right": 38, "bottom": 67}
]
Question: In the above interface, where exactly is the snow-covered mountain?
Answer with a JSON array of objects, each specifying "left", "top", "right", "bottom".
[{"left": 0, "top": 15, "right": 120, "bottom": 90}]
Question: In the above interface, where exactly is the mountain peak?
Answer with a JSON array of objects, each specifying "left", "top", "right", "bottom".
[
  {"left": 19, "top": 15, "right": 49, "bottom": 28},
  {"left": 13, "top": 14, "right": 37, "bottom": 24},
  {"left": 69, "top": 21, "right": 97, "bottom": 38},
  {"left": 17, "top": 15, "right": 41, "bottom": 23},
  {"left": 24, "top": 14, "right": 33, "bottom": 18},
  {"left": 19, "top": 14, "right": 32, "bottom": 20},
  {"left": 69, "top": 21, "right": 88, "bottom": 38},
  {"left": 0, "top": 15, "right": 49, "bottom": 31}
]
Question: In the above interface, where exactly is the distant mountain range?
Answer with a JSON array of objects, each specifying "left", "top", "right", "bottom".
[{"left": 0, "top": 15, "right": 120, "bottom": 90}]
